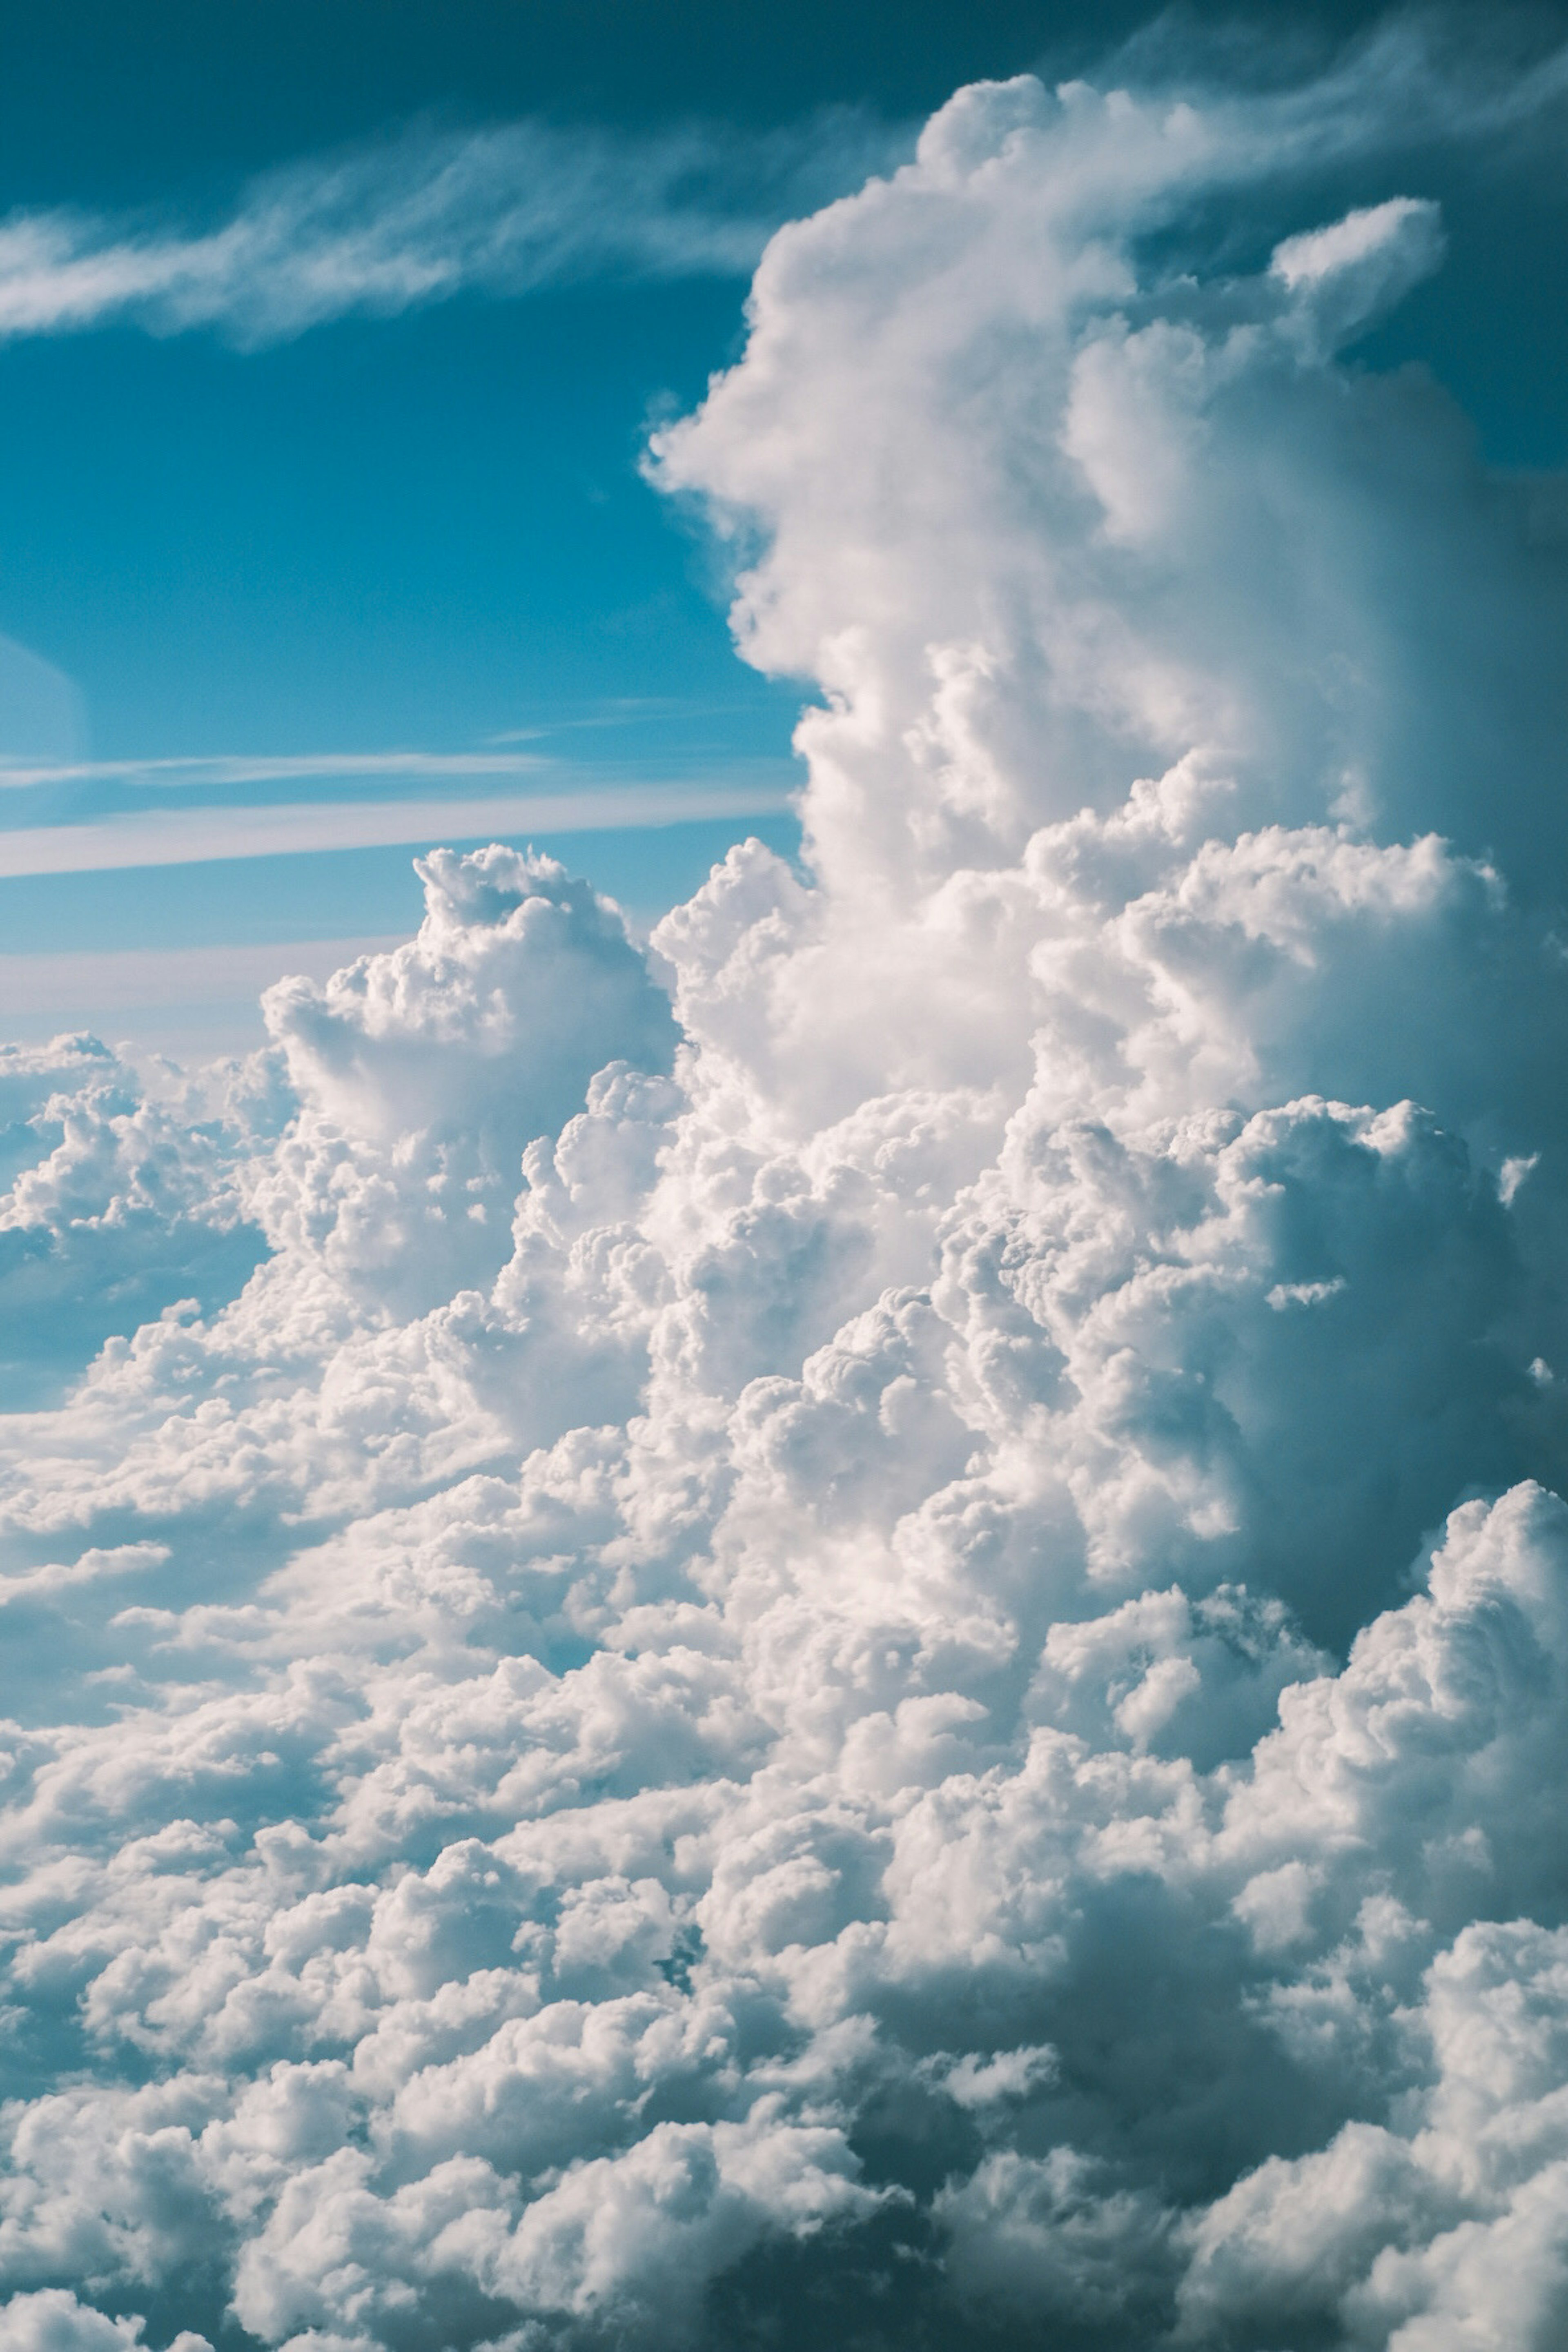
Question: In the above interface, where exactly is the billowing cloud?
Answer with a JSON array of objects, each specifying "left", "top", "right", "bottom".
[{"left": 5, "top": 33, "right": 1568, "bottom": 2352}]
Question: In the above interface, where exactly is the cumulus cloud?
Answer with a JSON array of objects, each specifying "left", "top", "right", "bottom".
[{"left": 7, "top": 26, "right": 1568, "bottom": 2352}]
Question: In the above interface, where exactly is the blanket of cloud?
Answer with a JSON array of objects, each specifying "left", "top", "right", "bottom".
[{"left": 9, "top": 38, "right": 1568, "bottom": 2352}]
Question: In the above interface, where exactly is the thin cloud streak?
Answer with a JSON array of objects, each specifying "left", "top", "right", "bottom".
[
  {"left": 0, "top": 778, "right": 793, "bottom": 876},
  {"left": 0, "top": 749, "right": 549, "bottom": 790},
  {"left": 0, "top": 111, "right": 903, "bottom": 347}
]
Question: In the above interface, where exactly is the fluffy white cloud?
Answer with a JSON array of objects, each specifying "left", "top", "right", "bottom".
[
  {"left": 4, "top": 31, "right": 1568, "bottom": 2352},
  {"left": 254, "top": 846, "right": 678, "bottom": 1313}
]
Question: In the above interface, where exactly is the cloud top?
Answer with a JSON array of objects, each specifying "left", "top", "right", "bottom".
[{"left": 0, "top": 16, "right": 1561, "bottom": 351}]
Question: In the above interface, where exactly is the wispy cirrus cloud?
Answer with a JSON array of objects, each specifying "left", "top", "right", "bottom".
[
  {"left": 0, "top": 111, "right": 903, "bottom": 347},
  {"left": 0, "top": 773, "right": 792, "bottom": 875},
  {"left": 0, "top": 748, "right": 548, "bottom": 791}
]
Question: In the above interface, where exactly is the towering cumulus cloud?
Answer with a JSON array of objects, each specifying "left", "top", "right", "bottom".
[{"left": 7, "top": 47, "right": 1568, "bottom": 2352}]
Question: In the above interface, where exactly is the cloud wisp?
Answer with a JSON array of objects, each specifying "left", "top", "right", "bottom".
[
  {"left": 0, "top": 19, "right": 1561, "bottom": 352},
  {"left": 0, "top": 751, "right": 550, "bottom": 791},
  {"left": 0, "top": 109, "right": 902, "bottom": 346},
  {"left": 0, "top": 777, "right": 793, "bottom": 876},
  {"left": 7, "top": 31, "right": 1568, "bottom": 2352}
]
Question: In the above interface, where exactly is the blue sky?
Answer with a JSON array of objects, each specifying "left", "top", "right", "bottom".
[{"left": 0, "top": 0, "right": 1564, "bottom": 1051}]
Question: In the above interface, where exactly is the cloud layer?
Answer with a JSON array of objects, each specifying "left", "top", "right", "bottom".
[{"left": 5, "top": 35, "right": 1568, "bottom": 2352}]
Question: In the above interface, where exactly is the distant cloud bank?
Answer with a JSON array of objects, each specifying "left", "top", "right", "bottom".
[{"left": 5, "top": 29, "right": 1568, "bottom": 2352}]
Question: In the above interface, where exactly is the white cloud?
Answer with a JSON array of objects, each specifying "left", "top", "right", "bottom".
[
  {"left": 0, "top": 114, "right": 902, "bottom": 348},
  {"left": 0, "top": 18, "right": 1553, "bottom": 358},
  {"left": 0, "top": 2291, "right": 207, "bottom": 2352},
  {"left": 0, "top": 778, "right": 791, "bottom": 878},
  {"left": 5, "top": 33, "right": 1568, "bottom": 2352},
  {"left": 0, "top": 752, "right": 546, "bottom": 792}
]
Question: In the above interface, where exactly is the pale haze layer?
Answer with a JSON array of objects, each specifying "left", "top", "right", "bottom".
[{"left": 5, "top": 38, "right": 1568, "bottom": 2352}]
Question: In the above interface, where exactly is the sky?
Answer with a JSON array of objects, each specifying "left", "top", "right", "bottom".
[
  {"left": 0, "top": 0, "right": 1177, "bottom": 1051},
  {"left": 4, "top": 0, "right": 1568, "bottom": 1047},
  {"left": 7, "top": 6, "right": 1568, "bottom": 2352}
]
